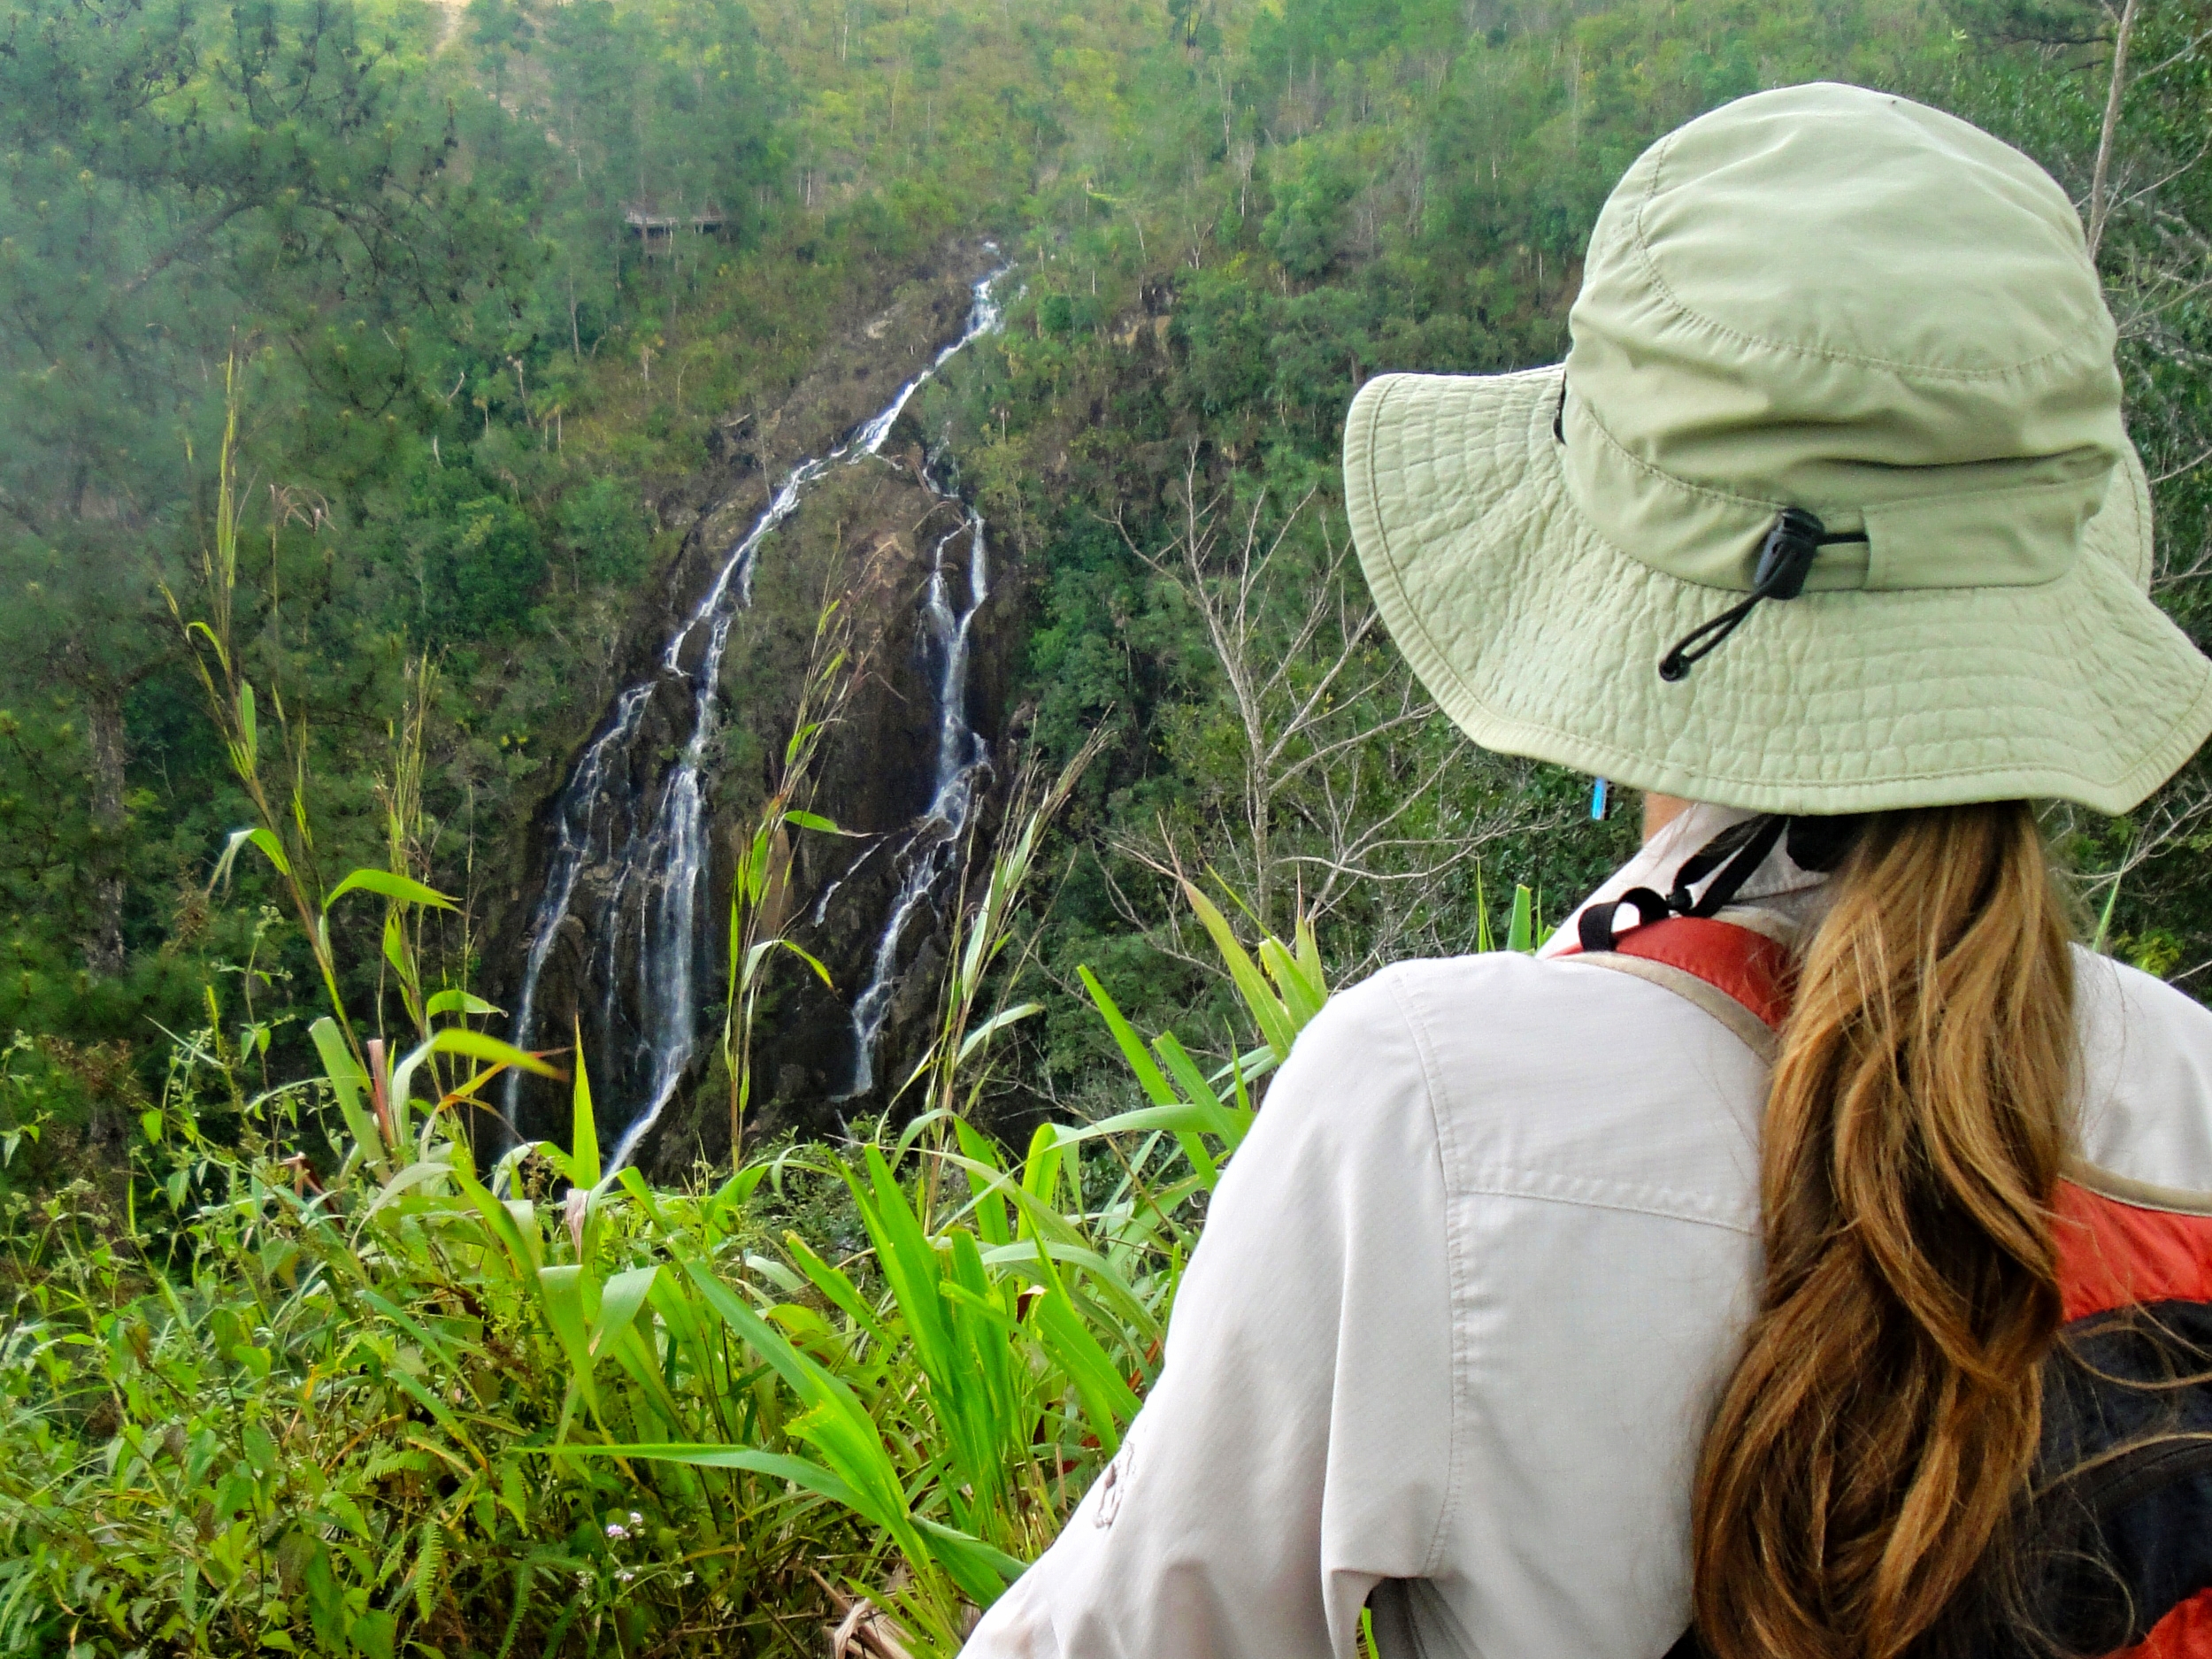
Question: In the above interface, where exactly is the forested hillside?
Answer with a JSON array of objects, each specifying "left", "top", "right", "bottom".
[
  {"left": 4, "top": 0, "right": 2210, "bottom": 1646},
  {"left": 12, "top": 0, "right": 2208, "bottom": 1166}
]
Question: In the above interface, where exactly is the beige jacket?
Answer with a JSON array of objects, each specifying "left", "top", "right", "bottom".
[{"left": 963, "top": 805, "right": 2212, "bottom": 1659}]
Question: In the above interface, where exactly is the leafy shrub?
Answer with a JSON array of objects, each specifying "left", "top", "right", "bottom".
[{"left": 0, "top": 882, "right": 1347, "bottom": 1657}]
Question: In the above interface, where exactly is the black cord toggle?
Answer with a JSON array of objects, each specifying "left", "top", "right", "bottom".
[{"left": 1657, "top": 508, "right": 1867, "bottom": 683}]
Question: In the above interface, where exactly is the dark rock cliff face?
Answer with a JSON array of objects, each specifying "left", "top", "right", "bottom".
[{"left": 487, "top": 250, "right": 1021, "bottom": 1178}]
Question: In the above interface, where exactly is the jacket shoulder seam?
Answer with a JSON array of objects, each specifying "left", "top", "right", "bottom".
[
  {"left": 1463, "top": 1166, "right": 1758, "bottom": 1235},
  {"left": 1379, "top": 967, "right": 1468, "bottom": 1580}
]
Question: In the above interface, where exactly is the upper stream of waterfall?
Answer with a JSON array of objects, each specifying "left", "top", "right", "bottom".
[{"left": 506, "top": 265, "right": 1009, "bottom": 1171}]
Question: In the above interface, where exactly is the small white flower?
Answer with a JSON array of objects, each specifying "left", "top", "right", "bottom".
[
  {"left": 627, "top": 1510, "right": 643, "bottom": 1527},
  {"left": 618, "top": 1569, "right": 635, "bottom": 1584},
  {"left": 604, "top": 1522, "right": 628, "bottom": 1540}
]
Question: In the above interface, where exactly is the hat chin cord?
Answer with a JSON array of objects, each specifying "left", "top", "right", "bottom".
[
  {"left": 1657, "top": 509, "right": 1868, "bottom": 681},
  {"left": 1577, "top": 812, "right": 1865, "bottom": 954}
]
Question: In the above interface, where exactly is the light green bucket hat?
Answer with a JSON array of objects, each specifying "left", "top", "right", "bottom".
[{"left": 1343, "top": 81, "right": 2212, "bottom": 816}]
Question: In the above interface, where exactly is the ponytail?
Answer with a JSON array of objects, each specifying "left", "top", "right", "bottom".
[{"left": 1691, "top": 802, "right": 2078, "bottom": 1659}]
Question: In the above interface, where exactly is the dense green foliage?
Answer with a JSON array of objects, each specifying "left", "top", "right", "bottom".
[
  {"left": 8, "top": 0, "right": 2211, "bottom": 1125},
  {"left": 4, "top": 0, "right": 2212, "bottom": 1647}
]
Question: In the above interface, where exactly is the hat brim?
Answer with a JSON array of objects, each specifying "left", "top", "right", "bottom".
[{"left": 1343, "top": 365, "right": 2212, "bottom": 817}]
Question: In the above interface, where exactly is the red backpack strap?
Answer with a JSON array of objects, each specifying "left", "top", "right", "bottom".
[
  {"left": 2117, "top": 1588, "right": 2212, "bottom": 1659},
  {"left": 2055, "top": 1170, "right": 2212, "bottom": 1323},
  {"left": 1554, "top": 912, "right": 1798, "bottom": 1059}
]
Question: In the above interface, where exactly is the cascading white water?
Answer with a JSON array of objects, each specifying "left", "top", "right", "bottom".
[
  {"left": 503, "top": 679, "right": 651, "bottom": 1119},
  {"left": 841, "top": 507, "right": 992, "bottom": 1097},
  {"left": 505, "top": 264, "right": 1009, "bottom": 1166}
]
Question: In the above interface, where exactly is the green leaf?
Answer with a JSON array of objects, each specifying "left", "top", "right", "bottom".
[
  {"left": 360, "top": 1159, "right": 455, "bottom": 1219},
  {"left": 238, "top": 680, "right": 257, "bottom": 772},
  {"left": 674, "top": 1256, "right": 821, "bottom": 1401},
  {"left": 549, "top": 1442, "right": 864, "bottom": 1509},
  {"left": 776, "top": 940, "right": 834, "bottom": 988},
  {"left": 425, "top": 987, "right": 501, "bottom": 1018},
  {"left": 560, "top": 1036, "right": 600, "bottom": 1189},
  {"left": 303, "top": 1546, "right": 346, "bottom": 1650},
  {"left": 414, "top": 1519, "right": 445, "bottom": 1622},
  {"left": 1029, "top": 1247, "right": 1141, "bottom": 1455},
  {"left": 590, "top": 1265, "right": 659, "bottom": 1356},
  {"left": 2094, "top": 870, "right": 2125, "bottom": 955},
  {"left": 1294, "top": 911, "right": 1326, "bottom": 999},
  {"left": 956, "top": 1001, "right": 1043, "bottom": 1066},
  {"left": 1019, "top": 1121, "right": 1068, "bottom": 1234},
  {"left": 382, "top": 910, "right": 411, "bottom": 985},
  {"left": 349, "top": 1610, "right": 396, "bottom": 1659},
  {"left": 1051, "top": 1100, "right": 1233, "bottom": 1143},
  {"left": 1147, "top": 1033, "right": 1226, "bottom": 1180},
  {"left": 1257, "top": 935, "right": 1325, "bottom": 1031},
  {"left": 913, "top": 1517, "right": 1025, "bottom": 1608},
  {"left": 419, "top": 1027, "right": 560, "bottom": 1078},
  {"left": 953, "top": 1118, "right": 1013, "bottom": 1247},
  {"left": 741, "top": 825, "right": 772, "bottom": 906},
  {"left": 325, "top": 867, "right": 457, "bottom": 913},
  {"left": 213, "top": 824, "right": 290, "bottom": 886},
  {"left": 536, "top": 1264, "right": 601, "bottom": 1417},
  {"left": 784, "top": 810, "right": 841, "bottom": 833},
  {"left": 1180, "top": 880, "right": 1298, "bottom": 1059},
  {"left": 1079, "top": 967, "right": 1179, "bottom": 1107},
  {"left": 782, "top": 1233, "right": 888, "bottom": 1346},
  {"left": 1508, "top": 884, "right": 1535, "bottom": 955},
  {"left": 383, "top": 1028, "right": 559, "bottom": 1150},
  {"left": 451, "top": 1166, "right": 541, "bottom": 1284}
]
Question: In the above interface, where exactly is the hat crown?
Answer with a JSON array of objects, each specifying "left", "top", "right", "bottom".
[{"left": 1563, "top": 82, "right": 2132, "bottom": 595}]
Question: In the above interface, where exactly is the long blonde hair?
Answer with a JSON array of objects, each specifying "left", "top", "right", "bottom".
[{"left": 1691, "top": 802, "right": 2078, "bottom": 1659}]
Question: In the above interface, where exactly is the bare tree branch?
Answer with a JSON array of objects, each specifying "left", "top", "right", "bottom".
[{"left": 2087, "top": 0, "right": 2142, "bottom": 259}]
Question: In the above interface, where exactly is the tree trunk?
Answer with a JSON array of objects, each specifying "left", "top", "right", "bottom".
[{"left": 82, "top": 679, "right": 128, "bottom": 979}]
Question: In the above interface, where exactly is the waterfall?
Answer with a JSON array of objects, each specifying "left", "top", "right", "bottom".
[
  {"left": 504, "top": 263, "right": 1009, "bottom": 1167},
  {"left": 841, "top": 508, "right": 992, "bottom": 1099}
]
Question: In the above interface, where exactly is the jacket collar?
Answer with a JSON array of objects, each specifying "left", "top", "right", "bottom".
[{"left": 1538, "top": 803, "right": 1834, "bottom": 960}]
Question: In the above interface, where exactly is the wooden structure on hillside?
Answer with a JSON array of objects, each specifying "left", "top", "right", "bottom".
[{"left": 623, "top": 201, "right": 727, "bottom": 251}]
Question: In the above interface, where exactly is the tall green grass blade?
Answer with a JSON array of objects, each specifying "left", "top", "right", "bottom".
[
  {"left": 1179, "top": 880, "right": 1298, "bottom": 1059},
  {"left": 1146, "top": 1032, "right": 1222, "bottom": 1184},
  {"left": 1079, "top": 967, "right": 1179, "bottom": 1106},
  {"left": 956, "top": 1001, "right": 1043, "bottom": 1067},
  {"left": 783, "top": 1233, "right": 889, "bottom": 1346},
  {"left": 1020, "top": 1121, "right": 1068, "bottom": 1224},
  {"left": 2094, "top": 871, "right": 2125, "bottom": 955},
  {"left": 536, "top": 1264, "right": 602, "bottom": 1421},
  {"left": 953, "top": 1118, "right": 1013, "bottom": 1247},
  {"left": 424, "top": 988, "right": 499, "bottom": 1018},
  {"left": 1257, "top": 936, "right": 1325, "bottom": 1029},
  {"left": 1508, "top": 883, "right": 1534, "bottom": 954},
  {"left": 1029, "top": 1248, "right": 1140, "bottom": 1455},
  {"left": 324, "top": 868, "right": 456, "bottom": 912},
  {"left": 311, "top": 1016, "right": 381, "bottom": 1164},
  {"left": 591, "top": 1265, "right": 659, "bottom": 1356},
  {"left": 537, "top": 1034, "right": 599, "bottom": 1190}
]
